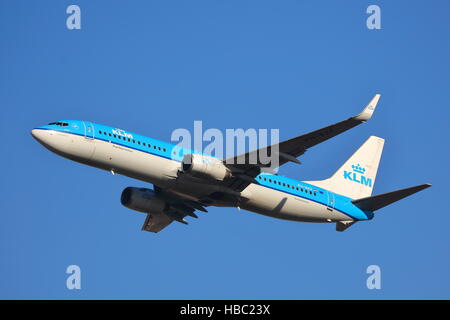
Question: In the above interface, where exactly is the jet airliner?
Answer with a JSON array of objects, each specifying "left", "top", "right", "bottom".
[{"left": 31, "top": 95, "right": 431, "bottom": 232}]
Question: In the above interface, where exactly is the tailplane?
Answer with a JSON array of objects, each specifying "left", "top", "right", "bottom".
[
  {"left": 352, "top": 184, "right": 431, "bottom": 211},
  {"left": 306, "top": 136, "right": 385, "bottom": 199}
]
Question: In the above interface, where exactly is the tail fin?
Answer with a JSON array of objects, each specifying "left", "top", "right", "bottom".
[
  {"left": 306, "top": 136, "right": 384, "bottom": 199},
  {"left": 352, "top": 184, "right": 431, "bottom": 211}
]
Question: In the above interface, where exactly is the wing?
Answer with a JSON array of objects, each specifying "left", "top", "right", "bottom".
[
  {"left": 140, "top": 186, "right": 208, "bottom": 233},
  {"left": 222, "top": 94, "right": 381, "bottom": 192},
  {"left": 141, "top": 212, "right": 174, "bottom": 233}
]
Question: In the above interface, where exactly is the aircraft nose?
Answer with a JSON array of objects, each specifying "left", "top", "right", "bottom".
[{"left": 31, "top": 129, "right": 44, "bottom": 142}]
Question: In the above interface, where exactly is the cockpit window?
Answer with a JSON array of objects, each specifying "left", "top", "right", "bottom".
[{"left": 48, "top": 122, "right": 69, "bottom": 127}]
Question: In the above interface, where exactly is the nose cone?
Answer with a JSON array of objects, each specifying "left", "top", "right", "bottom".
[
  {"left": 31, "top": 128, "right": 45, "bottom": 143},
  {"left": 31, "top": 128, "right": 55, "bottom": 149},
  {"left": 31, "top": 127, "right": 65, "bottom": 156},
  {"left": 31, "top": 129, "right": 40, "bottom": 140}
]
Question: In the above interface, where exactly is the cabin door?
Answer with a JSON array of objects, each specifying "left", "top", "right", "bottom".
[
  {"left": 326, "top": 191, "right": 335, "bottom": 211},
  {"left": 83, "top": 121, "right": 95, "bottom": 139}
]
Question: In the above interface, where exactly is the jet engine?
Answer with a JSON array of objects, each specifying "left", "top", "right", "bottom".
[
  {"left": 181, "top": 154, "right": 231, "bottom": 181},
  {"left": 120, "top": 187, "right": 167, "bottom": 213}
]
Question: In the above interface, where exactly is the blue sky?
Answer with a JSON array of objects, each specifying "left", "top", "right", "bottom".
[{"left": 1, "top": 0, "right": 448, "bottom": 299}]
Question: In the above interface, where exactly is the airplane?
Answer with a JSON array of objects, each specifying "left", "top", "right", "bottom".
[{"left": 31, "top": 94, "right": 431, "bottom": 232}]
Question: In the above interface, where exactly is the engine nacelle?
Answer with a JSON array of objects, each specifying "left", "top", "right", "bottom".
[
  {"left": 120, "top": 187, "right": 167, "bottom": 213},
  {"left": 181, "top": 154, "right": 231, "bottom": 181}
]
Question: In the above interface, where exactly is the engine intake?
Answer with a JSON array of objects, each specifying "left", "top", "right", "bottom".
[
  {"left": 120, "top": 187, "right": 167, "bottom": 213},
  {"left": 181, "top": 154, "right": 231, "bottom": 181}
]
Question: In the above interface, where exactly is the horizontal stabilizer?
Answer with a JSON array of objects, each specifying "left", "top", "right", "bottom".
[{"left": 352, "top": 184, "right": 431, "bottom": 212}]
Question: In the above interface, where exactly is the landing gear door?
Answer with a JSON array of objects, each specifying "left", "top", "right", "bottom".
[
  {"left": 326, "top": 191, "right": 335, "bottom": 211},
  {"left": 83, "top": 121, "right": 95, "bottom": 139}
]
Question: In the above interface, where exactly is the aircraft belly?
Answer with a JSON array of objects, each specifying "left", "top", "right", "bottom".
[
  {"left": 241, "top": 184, "right": 338, "bottom": 222},
  {"left": 169, "top": 179, "right": 215, "bottom": 200},
  {"left": 86, "top": 138, "right": 179, "bottom": 187}
]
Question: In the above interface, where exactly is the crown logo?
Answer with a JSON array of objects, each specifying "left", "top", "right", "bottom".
[{"left": 351, "top": 164, "right": 366, "bottom": 174}]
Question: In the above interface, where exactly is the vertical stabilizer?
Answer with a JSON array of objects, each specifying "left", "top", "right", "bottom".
[{"left": 305, "top": 136, "right": 384, "bottom": 199}]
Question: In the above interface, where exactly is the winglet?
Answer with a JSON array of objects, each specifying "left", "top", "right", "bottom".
[{"left": 354, "top": 94, "right": 381, "bottom": 122}]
